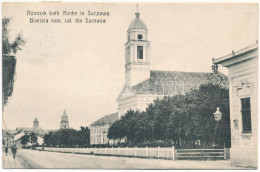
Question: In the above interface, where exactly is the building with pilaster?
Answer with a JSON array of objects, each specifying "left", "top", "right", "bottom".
[
  {"left": 213, "top": 43, "right": 258, "bottom": 168},
  {"left": 90, "top": 113, "right": 118, "bottom": 145}
]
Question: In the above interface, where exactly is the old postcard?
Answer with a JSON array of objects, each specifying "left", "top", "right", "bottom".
[{"left": 2, "top": 2, "right": 258, "bottom": 169}]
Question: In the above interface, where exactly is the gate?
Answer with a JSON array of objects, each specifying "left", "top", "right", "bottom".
[{"left": 176, "top": 148, "right": 230, "bottom": 160}]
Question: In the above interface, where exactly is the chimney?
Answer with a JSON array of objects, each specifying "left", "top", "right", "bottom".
[{"left": 211, "top": 64, "right": 218, "bottom": 74}]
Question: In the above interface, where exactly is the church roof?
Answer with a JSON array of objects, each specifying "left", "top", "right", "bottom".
[
  {"left": 90, "top": 112, "right": 119, "bottom": 127},
  {"left": 34, "top": 117, "right": 39, "bottom": 123},
  {"left": 128, "top": 13, "right": 147, "bottom": 30},
  {"left": 130, "top": 70, "right": 228, "bottom": 95},
  {"left": 62, "top": 110, "right": 68, "bottom": 117}
]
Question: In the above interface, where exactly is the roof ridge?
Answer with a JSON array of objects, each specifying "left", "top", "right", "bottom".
[
  {"left": 130, "top": 78, "right": 150, "bottom": 88},
  {"left": 150, "top": 70, "right": 213, "bottom": 74},
  {"left": 129, "top": 69, "right": 228, "bottom": 95},
  {"left": 90, "top": 112, "right": 119, "bottom": 126}
]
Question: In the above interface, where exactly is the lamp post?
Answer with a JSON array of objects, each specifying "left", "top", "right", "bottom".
[{"left": 213, "top": 107, "right": 222, "bottom": 147}]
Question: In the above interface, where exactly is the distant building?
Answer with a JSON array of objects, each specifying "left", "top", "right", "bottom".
[
  {"left": 2, "top": 129, "right": 17, "bottom": 147},
  {"left": 33, "top": 117, "right": 39, "bottom": 130},
  {"left": 16, "top": 117, "right": 45, "bottom": 137},
  {"left": 33, "top": 117, "right": 45, "bottom": 136},
  {"left": 214, "top": 43, "right": 258, "bottom": 168},
  {"left": 90, "top": 113, "right": 118, "bottom": 145},
  {"left": 14, "top": 117, "right": 45, "bottom": 148},
  {"left": 117, "top": 12, "right": 228, "bottom": 118},
  {"left": 13, "top": 132, "right": 25, "bottom": 148},
  {"left": 60, "top": 110, "right": 69, "bottom": 129},
  {"left": 13, "top": 132, "right": 44, "bottom": 148}
]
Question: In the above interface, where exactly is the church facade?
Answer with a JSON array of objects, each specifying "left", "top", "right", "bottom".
[{"left": 117, "top": 12, "right": 228, "bottom": 117}]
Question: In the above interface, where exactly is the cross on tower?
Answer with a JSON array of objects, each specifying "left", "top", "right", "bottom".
[{"left": 136, "top": 3, "right": 139, "bottom": 13}]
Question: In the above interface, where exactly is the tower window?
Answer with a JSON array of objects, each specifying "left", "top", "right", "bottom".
[
  {"left": 126, "top": 47, "right": 130, "bottom": 62},
  {"left": 128, "top": 35, "right": 130, "bottom": 41},
  {"left": 137, "top": 46, "right": 143, "bottom": 59},
  {"left": 138, "top": 34, "right": 143, "bottom": 40},
  {"left": 241, "top": 97, "right": 252, "bottom": 133}
]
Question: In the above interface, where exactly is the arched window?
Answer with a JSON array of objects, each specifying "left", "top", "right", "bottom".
[{"left": 137, "top": 46, "right": 143, "bottom": 59}]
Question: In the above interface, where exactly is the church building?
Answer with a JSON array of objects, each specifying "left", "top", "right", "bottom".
[
  {"left": 32, "top": 117, "right": 45, "bottom": 135},
  {"left": 117, "top": 12, "right": 228, "bottom": 117},
  {"left": 16, "top": 117, "right": 45, "bottom": 137},
  {"left": 60, "top": 110, "right": 69, "bottom": 129},
  {"left": 89, "top": 11, "right": 228, "bottom": 145},
  {"left": 33, "top": 117, "right": 39, "bottom": 130}
]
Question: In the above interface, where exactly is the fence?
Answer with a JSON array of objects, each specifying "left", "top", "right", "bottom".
[
  {"left": 35, "top": 146, "right": 176, "bottom": 160},
  {"left": 34, "top": 147, "right": 229, "bottom": 161},
  {"left": 176, "top": 148, "right": 229, "bottom": 160}
]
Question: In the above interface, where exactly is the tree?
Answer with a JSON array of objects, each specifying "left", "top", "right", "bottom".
[
  {"left": 21, "top": 135, "right": 30, "bottom": 145},
  {"left": 44, "top": 132, "right": 54, "bottom": 147},
  {"left": 107, "top": 83, "right": 230, "bottom": 148},
  {"left": 108, "top": 119, "right": 125, "bottom": 141},
  {"left": 108, "top": 110, "right": 152, "bottom": 144},
  {"left": 43, "top": 127, "right": 91, "bottom": 148},
  {"left": 166, "top": 83, "right": 230, "bottom": 148},
  {"left": 78, "top": 126, "right": 90, "bottom": 147},
  {"left": 30, "top": 132, "right": 38, "bottom": 146},
  {"left": 2, "top": 18, "right": 26, "bottom": 55},
  {"left": 2, "top": 18, "right": 26, "bottom": 107}
]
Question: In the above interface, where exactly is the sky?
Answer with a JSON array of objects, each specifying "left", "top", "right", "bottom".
[{"left": 2, "top": 2, "right": 258, "bottom": 130}]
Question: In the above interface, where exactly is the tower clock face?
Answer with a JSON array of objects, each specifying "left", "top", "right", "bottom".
[{"left": 138, "top": 34, "right": 143, "bottom": 40}]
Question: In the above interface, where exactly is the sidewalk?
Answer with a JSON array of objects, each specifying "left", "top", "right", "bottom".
[
  {"left": 2, "top": 152, "right": 27, "bottom": 169},
  {"left": 24, "top": 149, "right": 245, "bottom": 169}
]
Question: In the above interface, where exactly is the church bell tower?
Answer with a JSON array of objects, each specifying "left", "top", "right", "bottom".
[
  {"left": 60, "top": 110, "right": 69, "bottom": 129},
  {"left": 125, "top": 11, "right": 150, "bottom": 87},
  {"left": 33, "top": 117, "right": 39, "bottom": 130}
]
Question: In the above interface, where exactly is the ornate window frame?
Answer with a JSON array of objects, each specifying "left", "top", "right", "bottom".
[{"left": 234, "top": 79, "right": 253, "bottom": 137}]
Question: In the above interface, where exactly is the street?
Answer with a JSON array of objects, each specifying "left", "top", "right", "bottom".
[
  {"left": 2, "top": 152, "right": 30, "bottom": 168},
  {"left": 2, "top": 148, "right": 245, "bottom": 169}
]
